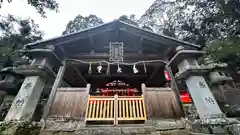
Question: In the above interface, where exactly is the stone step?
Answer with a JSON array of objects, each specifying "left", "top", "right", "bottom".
[{"left": 41, "top": 129, "right": 190, "bottom": 135}]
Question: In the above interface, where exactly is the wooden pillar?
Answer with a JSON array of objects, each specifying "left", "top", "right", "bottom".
[
  {"left": 141, "top": 83, "right": 150, "bottom": 119},
  {"left": 82, "top": 83, "right": 91, "bottom": 120},
  {"left": 165, "top": 65, "right": 184, "bottom": 113},
  {"left": 41, "top": 60, "right": 67, "bottom": 120}
]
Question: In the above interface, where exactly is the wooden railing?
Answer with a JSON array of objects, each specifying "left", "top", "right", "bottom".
[
  {"left": 85, "top": 95, "right": 147, "bottom": 125},
  {"left": 85, "top": 96, "right": 115, "bottom": 124},
  {"left": 117, "top": 96, "right": 147, "bottom": 123}
]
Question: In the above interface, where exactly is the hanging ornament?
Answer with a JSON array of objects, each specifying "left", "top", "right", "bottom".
[
  {"left": 97, "top": 63, "right": 102, "bottom": 73},
  {"left": 133, "top": 64, "right": 138, "bottom": 73},
  {"left": 88, "top": 62, "right": 92, "bottom": 74},
  {"left": 117, "top": 63, "right": 122, "bottom": 73}
]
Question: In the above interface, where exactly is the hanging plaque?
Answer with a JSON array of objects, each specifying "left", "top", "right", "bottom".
[{"left": 109, "top": 42, "right": 124, "bottom": 62}]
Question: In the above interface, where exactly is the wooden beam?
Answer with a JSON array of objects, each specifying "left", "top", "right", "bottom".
[
  {"left": 69, "top": 53, "right": 162, "bottom": 60},
  {"left": 28, "top": 22, "right": 117, "bottom": 48},
  {"left": 119, "top": 27, "right": 179, "bottom": 50},
  {"left": 42, "top": 60, "right": 67, "bottom": 121},
  {"left": 119, "top": 27, "right": 165, "bottom": 45},
  {"left": 84, "top": 74, "right": 148, "bottom": 79},
  {"left": 118, "top": 22, "right": 200, "bottom": 48},
  {"left": 165, "top": 64, "right": 184, "bottom": 112},
  {"left": 67, "top": 60, "right": 163, "bottom": 67},
  {"left": 55, "top": 28, "right": 113, "bottom": 47}
]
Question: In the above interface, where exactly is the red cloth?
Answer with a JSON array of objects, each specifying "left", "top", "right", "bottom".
[
  {"left": 106, "top": 88, "right": 108, "bottom": 96},
  {"left": 164, "top": 71, "right": 171, "bottom": 81},
  {"left": 180, "top": 92, "right": 191, "bottom": 103}
]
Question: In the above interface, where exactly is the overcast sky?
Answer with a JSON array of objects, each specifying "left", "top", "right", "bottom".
[{"left": 0, "top": 0, "right": 154, "bottom": 39}]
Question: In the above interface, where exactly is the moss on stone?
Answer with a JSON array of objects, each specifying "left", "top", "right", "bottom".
[{"left": 0, "top": 121, "right": 40, "bottom": 135}]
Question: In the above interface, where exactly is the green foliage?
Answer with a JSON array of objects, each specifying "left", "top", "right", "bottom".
[
  {"left": 203, "top": 38, "right": 240, "bottom": 67},
  {"left": 0, "top": 0, "right": 59, "bottom": 67},
  {"left": 0, "top": 121, "right": 40, "bottom": 135},
  {"left": 62, "top": 14, "right": 154, "bottom": 36},
  {"left": 145, "top": 0, "right": 240, "bottom": 67},
  {"left": 0, "top": 0, "right": 59, "bottom": 17},
  {"left": 62, "top": 15, "right": 104, "bottom": 35},
  {"left": 0, "top": 15, "right": 43, "bottom": 63},
  {"left": 118, "top": 14, "right": 139, "bottom": 27}
]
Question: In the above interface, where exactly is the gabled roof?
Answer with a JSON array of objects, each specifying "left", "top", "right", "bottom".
[{"left": 26, "top": 20, "right": 200, "bottom": 50}]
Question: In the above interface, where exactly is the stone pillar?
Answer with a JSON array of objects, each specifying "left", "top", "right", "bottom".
[
  {"left": 170, "top": 47, "right": 224, "bottom": 119},
  {"left": 178, "top": 59, "right": 223, "bottom": 119},
  {"left": 4, "top": 58, "right": 52, "bottom": 121}
]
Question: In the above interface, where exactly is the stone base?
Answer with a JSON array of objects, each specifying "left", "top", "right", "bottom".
[
  {"left": 225, "top": 123, "right": 240, "bottom": 135},
  {"left": 3, "top": 118, "right": 240, "bottom": 135},
  {"left": 187, "top": 118, "right": 240, "bottom": 134},
  {"left": 39, "top": 119, "right": 188, "bottom": 135},
  {"left": 41, "top": 128, "right": 189, "bottom": 135},
  {"left": 0, "top": 121, "right": 41, "bottom": 135}
]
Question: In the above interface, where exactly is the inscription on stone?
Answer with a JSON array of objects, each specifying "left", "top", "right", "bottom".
[
  {"left": 204, "top": 96, "right": 215, "bottom": 104},
  {"left": 198, "top": 81, "right": 206, "bottom": 88},
  {"left": 15, "top": 99, "right": 24, "bottom": 107},
  {"left": 24, "top": 82, "right": 32, "bottom": 89}
]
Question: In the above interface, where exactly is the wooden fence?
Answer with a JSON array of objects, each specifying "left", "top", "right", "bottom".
[
  {"left": 48, "top": 88, "right": 88, "bottom": 120},
  {"left": 85, "top": 95, "right": 147, "bottom": 125}
]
